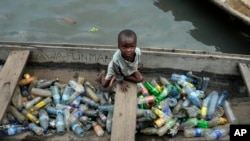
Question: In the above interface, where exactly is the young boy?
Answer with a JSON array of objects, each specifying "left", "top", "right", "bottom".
[{"left": 96, "top": 29, "right": 144, "bottom": 92}]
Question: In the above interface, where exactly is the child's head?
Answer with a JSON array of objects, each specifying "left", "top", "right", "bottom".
[{"left": 117, "top": 29, "right": 137, "bottom": 60}]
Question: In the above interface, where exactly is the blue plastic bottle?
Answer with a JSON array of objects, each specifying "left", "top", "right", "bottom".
[
  {"left": 56, "top": 109, "right": 65, "bottom": 135},
  {"left": 181, "top": 82, "right": 201, "bottom": 108},
  {"left": 51, "top": 85, "right": 61, "bottom": 105},
  {"left": 207, "top": 91, "right": 219, "bottom": 120},
  {"left": 5, "top": 125, "right": 29, "bottom": 136},
  {"left": 71, "top": 122, "right": 85, "bottom": 137},
  {"left": 170, "top": 73, "right": 197, "bottom": 84}
]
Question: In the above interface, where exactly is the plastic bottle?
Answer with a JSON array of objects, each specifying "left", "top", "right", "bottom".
[
  {"left": 140, "top": 127, "right": 158, "bottom": 135},
  {"left": 30, "top": 97, "right": 52, "bottom": 112},
  {"left": 201, "top": 77, "right": 210, "bottom": 92},
  {"left": 39, "top": 109, "right": 49, "bottom": 131},
  {"left": 172, "top": 99, "right": 183, "bottom": 114},
  {"left": 56, "top": 109, "right": 65, "bottom": 135},
  {"left": 61, "top": 85, "right": 73, "bottom": 105},
  {"left": 204, "top": 124, "right": 230, "bottom": 140},
  {"left": 150, "top": 79, "right": 162, "bottom": 92},
  {"left": 181, "top": 118, "right": 198, "bottom": 129},
  {"left": 7, "top": 106, "right": 26, "bottom": 124},
  {"left": 196, "top": 119, "right": 208, "bottom": 128},
  {"left": 29, "top": 123, "right": 44, "bottom": 136},
  {"left": 155, "top": 87, "right": 169, "bottom": 103},
  {"left": 167, "top": 84, "right": 180, "bottom": 99},
  {"left": 68, "top": 91, "right": 81, "bottom": 104},
  {"left": 158, "top": 76, "right": 171, "bottom": 86},
  {"left": 137, "top": 82, "right": 149, "bottom": 96},
  {"left": 158, "top": 99, "right": 172, "bottom": 120},
  {"left": 97, "top": 104, "right": 114, "bottom": 112},
  {"left": 144, "top": 81, "right": 160, "bottom": 96},
  {"left": 92, "top": 121, "right": 105, "bottom": 136},
  {"left": 96, "top": 117, "right": 105, "bottom": 128},
  {"left": 85, "top": 83, "right": 100, "bottom": 102},
  {"left": 18, "top": 74, "right": 36, "bottom": 86},
  {"left": 217, "top": 90, "right": 229, "bottom": 107},
  {"left": 56, "top": 103, "right": 74, "bottom": 112},
  {"left": 71, "top": 96, "right": 82, "bottom": 108},
  {"left": 69, "top": 79, "right": 86, "bottom": 94},
  {"left": 36, "top": 78, "right": 59, "bottom": 89},
  {"left": 223, "top": 100, "right": 238, "bottom": 124},
  {"left": 207, "top": 91, "right": 219, "bottom": 120},
  {"left": 106, "top": 111, "right": 113, "bottom": 134},
  {"left": 71, "top": 122, "right": 84, "bottom": 137},
  {"left": 81, "top": 96, "right": 100, "bottom": 108},
  {"left": 166, "top": 119, "right": 181, "bottom": 137},
  {"left": 154, "top": 117, "right": 166, "bottom": 128},
  {"left": 184, "top": 128, "right": 210, "bottom": 137},
  {"left": 151, "top": 107, "right": 165, "bottom": 118},
  {"left": 24, "top": 96, "right": 42, "bottom": 110},
  {"left": 84, "top": 109, "right": 98, "bottom": 117},
  {"left": 167, "top": 97, "right": 177, "bottom": 107},
  {"left": 45, "top": 105, "right": 57, "bottom": 115},
  {"left": 170, "top": 73, "right": 196, "bottom": 84},
  {"left": 63, "top": 108, "right": 70, "bottom": 131},
  {"left": 137, "top": 95, "right": 155, "bottom": 105},
  {"left": 4, "top": 125, "right": 29, "bottom": 136},
  {"left": 186, "top": 71, "right": 203, "bottom": 89},
  {"left": 11, "top": 86, "right": 23, "bottom": 111},
  {"left": 200, "top": 93, "right": 212, "bottom": 120},
  {"left": 98, "top": 111, "right": 107, "bottom": 123},
  {"left": 208, "top": 116, "right": 228, "bottom": 128},
  {"left": 31, "top": 88, "right": 53, "bottom": 97},
  {"left": 20, "top": 86, "right": 32, "bottom": 100},
  {"left": 156, "top": 118, "right": 177, "bottom": 136},
  {"left": 180, "top": 81, "right": 201, "bottom": 108},
  {"left": 21, "top": 109, "right": 39, "bottom": 124},
  {"left": 96, "top": 88, "right": 107, "bottom": 105},
  {"left": 51, "top": 85, "right": 61, "bottom": 105}
]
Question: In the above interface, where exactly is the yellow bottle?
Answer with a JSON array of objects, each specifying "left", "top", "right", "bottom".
[
  {"left": 22, "top": 109, "right": 39, "bottom": 124},
  {"left": 30, "top": 97, "right": 52, "bottom": 112}
]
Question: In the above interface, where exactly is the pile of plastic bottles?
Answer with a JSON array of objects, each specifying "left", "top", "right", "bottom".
[
  {"left": 0, "top": 73, "right": 114, "bottom": 138},
  {"left": 136, "top": 71, "right": 238, "bottom": 140},
  {"left": 0, "top": 71, "right": 238, "bottom": 141}
]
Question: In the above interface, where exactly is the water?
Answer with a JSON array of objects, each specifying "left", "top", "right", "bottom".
[{"left": 0, "top": 0, "right": 249, "bottom": 54}]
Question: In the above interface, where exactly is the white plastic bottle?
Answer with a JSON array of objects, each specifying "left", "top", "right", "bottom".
[{"left": 204, "top": 124, "right": 230, "bottom": 140}]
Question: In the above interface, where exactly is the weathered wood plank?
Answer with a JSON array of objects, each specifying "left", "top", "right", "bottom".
[
  {"left": 239, "top": 63, "right": 250, "bottom": 97},
  {"left": 111, "top": 81, "right": 137, "bottom": 141},
  {"left": 0, "top": 50, "right": 30, "bottom": 121}
]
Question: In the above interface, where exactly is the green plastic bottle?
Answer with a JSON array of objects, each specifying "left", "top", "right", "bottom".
[{"left": 144, "top": 82, "right": 160, "bottom": 96}]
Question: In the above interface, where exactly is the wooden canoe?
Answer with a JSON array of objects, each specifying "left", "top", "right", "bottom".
[
  {"left": 0, "top": 41, "right": 250, "bottom": 141},
  {"left": 210, "top": 0, "right": 250, "bottom": 26}
]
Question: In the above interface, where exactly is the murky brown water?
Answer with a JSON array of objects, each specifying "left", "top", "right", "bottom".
[{"left": 0, "top": 0, "right": 249, "bottom": 54}]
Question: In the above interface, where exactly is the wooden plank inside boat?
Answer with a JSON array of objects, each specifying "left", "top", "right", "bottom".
[
  {"left": 111, "top": 81, "right": 137, "bottom": 141},
  {"left": 238, "top": 63, "right": 250, "bottom": 97},
  {"left": 0, "top": 50, "right": 30, "bottom": 121}
]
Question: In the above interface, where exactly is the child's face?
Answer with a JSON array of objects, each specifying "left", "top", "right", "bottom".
[{"left": 118, "top": 35, "right": 137, "bottom": 60}]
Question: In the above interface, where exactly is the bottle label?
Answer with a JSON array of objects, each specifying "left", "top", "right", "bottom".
[
  {"left": 56, "top": 120, "right": 64, "bottom": 126},
  {"left": 36, "top": 101, "right": 46, "bottom": 108},
  {"left": 140, "top": 88, "right": 148, "bottom": 95},
  {"left": 71, "top": 123, "right": 79, "bottom": 131},
  {"left": 214, "top": 129, "right": 222, "bottom": 139},
  {"left": 154, "top": 118, "right": 166, "bottom": 128},
  {"left": 26, "top": 113, "right": 35, "bottom": 120},
  {"left": 163, "top": 107, "right": 171, "bottom": 116},
  {"left": 200, "top": 107, "right": 207, "bottom": 116},
  {"left": 194, "top": 128, "right": 202, "bottom": 137},
  {"left": 146, "top": 96, "right": 155, "bottom": 103}
]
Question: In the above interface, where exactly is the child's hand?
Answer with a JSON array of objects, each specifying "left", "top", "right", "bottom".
[{"left": 119, "top": 81, "right": 129, "bottom": 92}]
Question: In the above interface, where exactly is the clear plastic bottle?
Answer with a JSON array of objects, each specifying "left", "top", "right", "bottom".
[
  {"left": 63, "top": 108, "right": 71, "bottom": 131},
  {"left": 181, "top": 81, "right": 201, "bottom": 108},
  {"left": 158, "top": 76, "right": 171, "bottom": 86},
  {"left": 170, "top": 73, "right": 196, "bottom": 84},
  {"left": 29, "top": 123, "right": 44, "bottom": 136},
  {"left": 61, "top": 85, "right": 73, "bottom": 105},
  {"left": 39, "top": 109, "right": 49, "bottom": 131},
  {"left": 167, "top": 97, "right": 177, "bottom": 107},
  {"left": 200, "top": 93, "right": 212, "bottom": 120},
  {"left": 97, "top": 104, "right": 114, "bottom": 112},
  {"left": 223, "top": 100, "right": 238, "bottom": 124},
  {"left": 51, "top": 85, "right": 61, "bottom": 105},
  {"left": 137, "top": 95, "right": 155, "bottom": 105},
  {"left": 7, "top": 105, "right": 26, "bottom": 124},
  {"left": 36, "top": 78, "right": 59, "bottom": 89},
  {"left": 181, "top": 118, "right": 198, "bottom": 129},
  {"left": 68, "top": 91, "right": 81, "bottom": 104},
  {"left": 156, "top": 118, "right": 177, "bottom": 136},
  {"left": 24, "top": 96, "right": 42, "bottom": 110},
  {"left": 21, "top": 109, "right": 39, "bottom": 124},
  {"left": 217, "top": 90, "right": 229, "bottom": 107},
  {"left": 137, "top": 82, "right": 149, "bottom": 96},
  {"left": 158, "top": 99, "right": 172, "bottom": 120},
  {"left": 204, "top": 124, "right": 230, "bottom": 140},
  {"left": 56, "top": 109, "right": 65, "bottom": 135},
  {"left": 106, "top": 111, "right": 113, "bottom": 134},
  {"left": 150, "top": 79, "right": 162, "bottom": 92},
  {"left": 92, "top": 121, "right": 105, "bottom": 136},
  {"left": 207, "top": 91, "right": 219, "bottom": 120},
  {"left": 85, "top": 83, "right": 100, "bottom": 102},
  {"left": 184, "top": 128, "right": 210, "bottom": 137},
  {"left": 3, "top": 125, "right": 29, "bottom": 136},
  {"left": 45, "top": 105, "right": 57, "bottom": 115},
  {"left": 71, "top": 96, "right": 82, "bottom": 108},
  {"left": 81, "top": 96, "right": 100, "bottom": 108},
  {"left": 69, "top": 79, "right": 86, "bottom": 94},
  {"left": 172, "top": 99, "right": 183, "bottom": 114},
  {"left": 11, "top": 86, "right": 23, "bottom": 111},
  {"left": 31, "top": 87, "right": 52, "bottom": 97},
  {"left": 208, "top": 116, "right": 228, "bottom": 128},
  {"left": 140, "top": 127, "right": 158, "bottom": 135},
  {"left": 71, "top": 122, "right": 84, "bottom": 137},
  {"left": 98, "top": 111, "right": 107, "bottom": 123},
  {"left": 30, "top": 97, "right": 52, "bottom": 112}
]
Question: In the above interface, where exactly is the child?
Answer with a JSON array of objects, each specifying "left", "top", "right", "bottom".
[{"left": 96, "top": 29, "right": 144, "bottom": 92}]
